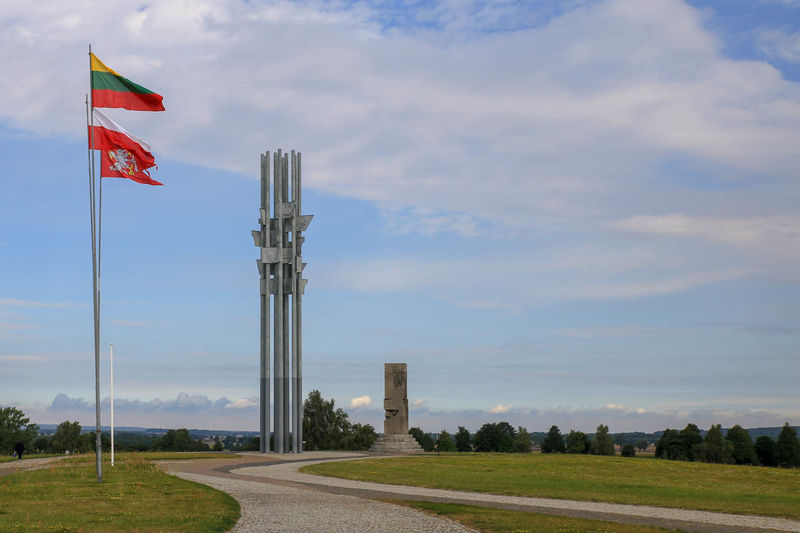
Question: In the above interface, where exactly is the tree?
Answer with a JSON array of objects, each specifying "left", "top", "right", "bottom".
[
  {"left": 590, "top": 424, "right": 615, "bottom": 456},
  {"left": 680, "top": 424, "right": 704, "bottom": 462},
  {"left": 635, "top": 439, "right": 649, "bottom": 452},
  {"left": 33, "top": 435, "right": 50, "bottom": 453},
  {"left": 213, "top": 439, "right": 224, "bottom": 451},
  {"left": 339, "top": 423, "right": 377, "bottom": 451},
  {"left": 473, "top": 422, "right": 516, "bottom": 453},
  {"left": 565, "top": 430, "right": 591, "bottom": 454},
  {"left": 755, "top": 436, "right": 778, "bottom": 467},
  {"left": 621, "top": 444, "right": 636, "bottom": 457},
  {"left": 655, "top": 429, "right": 682, "bottom": 460},
  {"left": 725, "top": 425, "right": 757, "bottom": 465},
  {"left": 776, "top": 423, "right": 800, "bottom": 468},
  {"left": 302, "top": 390, "right": 351, "bottom": 450},
  {"left": 455, "top": 426, "right": 472, "bottom": 452},
  {"left": 409, "top": 427, "right": 435, "bottom": 451},
  {"left": 241, "top": 436, "right": 260, "bottom": 451},
  {"left": 541, "top": 425, "right": 565, "bottom": 454},
  {"left": 50, "top": 421, "right": 82, "bottom": 453},
  {"left": 698, "top": 424, "right": 733, "bottom": 464},
  {"left": 153, "top": 429, "right": 209, "bottom": 452},
  {"left": 0, "top": 406, "right": 39, "bottom": 454},
  {"left": 437, "top": 430, "right": 457, "bottom": 452},
  {"left": 514, "top": 427, "right": 532, "bottom": 453}
]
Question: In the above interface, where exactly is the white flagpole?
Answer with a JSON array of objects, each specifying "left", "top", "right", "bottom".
[{"left": 110, "top": 343, "right": 114, "bottom": 466}]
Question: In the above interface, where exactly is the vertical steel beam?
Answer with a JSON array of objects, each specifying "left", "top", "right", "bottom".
[
  {"left": 291, "top": 150, "right": 299, "bottom": 454},
  {"left": 273, "top": 149, "right": 284, "bottom": 453},
  {"left": 259, "top": 152, "right": 271, "bottom": 452},
  {"left": 295, "top": 152, "right": 303, "bottom": 453},
  {"left": 282, "top": 152, "right": 291, "bottom": 452}
]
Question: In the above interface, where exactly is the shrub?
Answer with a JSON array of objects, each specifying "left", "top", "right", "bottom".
[{"left": 621, "top": 444, "right": 636, "bottom": 457}]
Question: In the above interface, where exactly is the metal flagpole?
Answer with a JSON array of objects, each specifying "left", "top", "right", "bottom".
[
  {"left": 110, "top": 343, "right": 114, "bottom": 466},
  {"left": 88, "top": 43, "right": 102, "bottom": 482}
]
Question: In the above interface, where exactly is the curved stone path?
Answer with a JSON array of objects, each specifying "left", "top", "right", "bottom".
[{"left": 160, "top": 452, "right": 800, "bottom": 533}]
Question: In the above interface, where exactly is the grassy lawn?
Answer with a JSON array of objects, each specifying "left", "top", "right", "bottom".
[
  {"left": 403, "top": 501, "right": 685, "bottom": 533},
  {"left": 303, "top": 453, "right": 800, "bottom": 519},
  {"left": 0, "top": 455, "right": 239, "bottom": 532}
]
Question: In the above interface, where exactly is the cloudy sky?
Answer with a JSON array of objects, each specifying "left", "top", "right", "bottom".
[{"left": 1, "top": 0, "right": 799, "bottom": 434}]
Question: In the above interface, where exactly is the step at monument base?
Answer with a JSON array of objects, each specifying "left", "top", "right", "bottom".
[{"left": 369, "top": 434, "right": 425, "bottom": 453}]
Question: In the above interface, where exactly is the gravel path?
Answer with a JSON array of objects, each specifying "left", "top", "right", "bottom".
[
  {"left": 232, "top": 454, "right": 800, "bottom": 533},
  {"left": 173, "top": 470, "right": 475, "bottom": 533},
  {"left": 0, "top": 456, "right": 64, "bottom": 477}
]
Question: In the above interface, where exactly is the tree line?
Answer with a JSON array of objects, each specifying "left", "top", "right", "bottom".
[
  {"left": 409, "top": 423, "right": 620, "bottom": 455},
  {"left": 655, "top": 422, "right": 800, "bottom": 468}
]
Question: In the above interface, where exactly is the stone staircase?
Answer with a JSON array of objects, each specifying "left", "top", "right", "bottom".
[{"left": 369, "top": 434, "right": 425, "bottom": 453}]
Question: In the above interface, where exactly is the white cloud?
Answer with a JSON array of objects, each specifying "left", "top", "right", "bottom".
[
  {"left": 110, "top": 319, "right": 149, "bottom": 327},
  {"left": 224, "top": 397, "right": 258, "bottom": 409},
  {"left": 349, "top": 395, "right": 372, "bottom": 408},
  {"left": 0, "top": 0, "right": 798, "bottom": 230},
  {"left": 556, "top": 326, "right": 672, "bottom": 339},
  {"left": 488, "top": 403, "right": 512, "bottom": 414},
  {"left": 0, "top": 355, "right": 46, "bottom": 362},
  {"left": 0, "top": 298, "right": 72, "bottom": 308},
  {"left": 0, "top": 321, "right": 38, "bottom": 332},
  {"left": 759, "top": 27, "right": 800, "bottom": 62},
  {"left": 411, "top": 399, "right": 427, "bottom": 407}
]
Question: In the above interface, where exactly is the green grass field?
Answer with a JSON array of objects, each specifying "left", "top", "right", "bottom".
[
  {"left": 0, "top": 455, "right": 239, "bottom": 532},
  {"left": 303, "top": 453, "right": 800, "bottom": 518},
  {"left": 403, "top": 501, "right": 684, "bottom": 533}
]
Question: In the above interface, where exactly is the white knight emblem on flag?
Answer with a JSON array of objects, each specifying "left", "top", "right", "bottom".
[{"left": 107, "top": 149, "right": 139, "bottom": 176}]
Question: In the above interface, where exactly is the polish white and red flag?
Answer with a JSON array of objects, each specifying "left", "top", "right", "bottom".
[{"left": 88, "top": 108, "right": 162, "bottom": 186}]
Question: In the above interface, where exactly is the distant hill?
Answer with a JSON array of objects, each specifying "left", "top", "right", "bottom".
[{"left": 37, "top": 424, "right": 259, "bottom": 438}]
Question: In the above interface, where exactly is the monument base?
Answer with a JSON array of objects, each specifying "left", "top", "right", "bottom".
[{"left": 369, "top": 434, "right": 425, "bottom": 454}]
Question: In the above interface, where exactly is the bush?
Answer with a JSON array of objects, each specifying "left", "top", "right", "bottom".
[{"left": 621, "top": 444, "right": 636, "bottom": 457}]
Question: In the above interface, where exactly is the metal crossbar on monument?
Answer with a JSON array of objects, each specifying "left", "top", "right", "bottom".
[{"left": 252, "top": 150, "right": 312, "bottom": 453}]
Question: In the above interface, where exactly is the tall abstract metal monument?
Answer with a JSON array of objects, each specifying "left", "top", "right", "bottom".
[{"left": 252, "top": 150, "right": 312, "bottom": 453}]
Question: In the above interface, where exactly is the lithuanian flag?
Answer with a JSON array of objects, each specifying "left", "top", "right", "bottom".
[{"left": 91, "top": 53, "right": 165, "bottom": 111}]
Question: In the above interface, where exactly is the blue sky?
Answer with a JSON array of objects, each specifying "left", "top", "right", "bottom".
[{"left": 1, "top": 0, "right": 799, "bottom": 433}]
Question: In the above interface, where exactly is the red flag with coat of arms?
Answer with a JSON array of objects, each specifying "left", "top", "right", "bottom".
[{"left": 89, "top": 108, "right": 162, "bottom": 186}]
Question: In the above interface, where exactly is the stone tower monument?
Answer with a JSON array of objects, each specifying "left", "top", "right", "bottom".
[
  {"left": 383, "top": 363, "right": 409, "bottom": 434},
  {"left": 369, "top": 363, "right": 424, "bottom": 453}
]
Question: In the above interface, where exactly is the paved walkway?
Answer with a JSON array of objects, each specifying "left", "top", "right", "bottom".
[
  {"left": 161, "top": 452, "right": 800, "bottom": 533},
  {"left": 0, "top": 456, "right": 64, "bottom": 477}
]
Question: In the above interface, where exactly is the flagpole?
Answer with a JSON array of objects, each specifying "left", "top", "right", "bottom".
[
  {"left": 110, "top": 343, "right": 114, "bottom": 467},
  {"left": 88, "top": 43, "right": 103, "bottom": 483}
]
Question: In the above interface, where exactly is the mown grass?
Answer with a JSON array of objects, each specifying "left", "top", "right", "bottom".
[
  {"left": 0, "top": 455, "right": 239, "bottom": 532},
  {"left": 303, "top": 453, "right": 800, "bottom": 518},
  {"left": 403, "top": 501, "right": 686, "bottom": 533}
]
